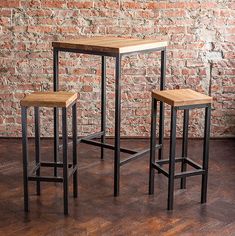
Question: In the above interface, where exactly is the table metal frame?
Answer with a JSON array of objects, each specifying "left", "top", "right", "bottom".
[{"left": 53, "top": 46, "right": 167, "bottom": 196}]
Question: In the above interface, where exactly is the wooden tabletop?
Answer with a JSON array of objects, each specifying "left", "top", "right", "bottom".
[{"left": 52, "top": 37, "right": 168, "bottom": 55}]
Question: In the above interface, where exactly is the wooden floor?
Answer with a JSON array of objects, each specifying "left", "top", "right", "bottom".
[{"left": 0, "top": 138, "right": 234, "bottom": 236}]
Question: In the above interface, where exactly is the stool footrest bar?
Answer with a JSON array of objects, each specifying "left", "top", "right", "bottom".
[
  {"left": 174, "top": 169, "right": 205, "bottom": 179},
  {"left": 156, "top": 157, "right": 183, "bottom": 165},
  {"left": 155, "top": 157, "right": 202, "bottom": 170},
  {"left": 28, "top": 176, "right": 63, "bottom": 182},
  {"left": 152, "top": 163, "right": 169, "bottom": 177},
  {"left": 185, "top": 158, "right": 202, "bottom": 169},
  {"left": 40, "top": 162, "right": 73, "bottom": 168}
]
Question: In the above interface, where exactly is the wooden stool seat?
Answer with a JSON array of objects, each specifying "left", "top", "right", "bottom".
[
  {"left": 20, "top": 91, "right": 77, "bottom": 108},
  {"left": 152, "top": 89, "right": 212, "bottom": 107}
]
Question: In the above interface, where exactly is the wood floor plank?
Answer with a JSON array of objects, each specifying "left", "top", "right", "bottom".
[{"left": 0, "top": 138, "right": 234, "bottom": 235}]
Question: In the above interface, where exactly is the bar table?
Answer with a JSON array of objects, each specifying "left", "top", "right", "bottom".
[{"left": 52, "top": 37, "right": 168, "bottom": 196}]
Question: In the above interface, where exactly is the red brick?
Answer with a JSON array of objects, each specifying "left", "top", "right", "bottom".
[
  {"left": 41, "top": 1, "right": 65, "bottom": 8},
  {"left": 81, "top": 85, "right": 93, "bottom": 92},
  {"left": 67, "top": 1, "right": 93, "bottom": 9},
  {"left": 27, "top": 26, "right": 53, "bottom": 33},
  {"left": 0, "top": 0, "right": 20, "bottom": 8}
]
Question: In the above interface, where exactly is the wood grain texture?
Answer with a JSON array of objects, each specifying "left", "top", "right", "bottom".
[
  {"left": 52, "top": 36, "right": 168, "bottom": 54},
  {"left": 20, "top": 92, "right": 78, "bottom": 108},
  {"left": 0, "top": 138, "right": 234, "bottom": 235},
  {"left": 152, "top": 89, "right": 212, "bottom": 107}
]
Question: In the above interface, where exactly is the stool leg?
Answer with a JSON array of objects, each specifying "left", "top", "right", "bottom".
[
  {"left": 53, "top": 48, "right": 59, "bottom": 177},
  {"left": 149, "top": 98, "right": 157, "bottom": 195},
  {"left": 54, "top": 108, "right": 59, "bottom": 177},
  {"left": 72, "top": 103, "right": 78, "bottom": 198},
  {"left": 114, "top": 55, "right": 121, "bottom": 197},
  {"left": 201, "top": 105, "right": 211, "bottom": 203},
  {"left": 101, "top": 56, "right": 106, "bottom": 160},
  {"left": 168, "top": 107, "right": 177, "bottom": 210},
  {"left": 21, "top": 106, "right": 29, "bottom": 212},
  {"left": 34, "top": 107, "right": 41, "bottom": 195},
  {"left": 62, "top": 108, "right": 68, "bottom": 215},
  {"left": 180, "top": 109, "right": 189, "bottom": 189}
]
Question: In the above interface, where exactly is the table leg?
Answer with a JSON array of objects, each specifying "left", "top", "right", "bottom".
[
  {"left": 149, "top": 98, "right": 157, "bottom": 194},
  {"left": 114, "top": 55, "right": 121, "bottom": 196},
  {"left": 53, "top": 48, "right": 59, "bottom": 177},
  {"left": 34, "top": 107, "right": 41, "bottom": 195},
  {"left": 158, "top": 49, "right": 166, "bottom": 163},
  {"left": 21, "top": 106, "right": 29, "bottom": 212},
  {"left": 72, "top": 103, "right": 78, "bottom": 198},
  {"left": 101, "top": 56, "right": 106, "bottom": 160}
]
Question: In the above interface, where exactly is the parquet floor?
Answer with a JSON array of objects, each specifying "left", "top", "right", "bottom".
[{"left": 0, "top": 138, "right": 234, "bottom": 235}]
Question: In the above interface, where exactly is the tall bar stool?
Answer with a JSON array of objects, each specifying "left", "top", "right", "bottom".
[
  {"left": 149, "top": 89, "right": 212, "bottom": 210},
  {"left": 21, "top": 91, "right": 78, "bottom": 215}
]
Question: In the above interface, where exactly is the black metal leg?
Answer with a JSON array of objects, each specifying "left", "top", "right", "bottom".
[
  {"left": 201, "top": 105, "right": 211, "bottom": 203},
  {"left": 21, "top": 106, "right": 29, "bottom": 212},
  {"left": 149, "top": 98, "right": 157, "bottom": 194},
  {"left": 114, "top": 55, "right": 121, "bottom": 197},
  {"left": 101, "top": 56, "right": 106, "bottom": 160},
  {"left": 168, "top": 107, "right": 177, "bottom": 210},
  {"left": 72, "top": 103, "right": 78, "bottom": 198},
  {"left": 53, "top": 48, "right": 59, "bottom": 177},
  {"left": 62, "top": 108, "right": 68, "bottom": 215},
  {"left": 158, "top": 49, "right": 166, "bottom": 165},
  {"left": 180, "top": 109, "right": 189, "bottom": 189},
  {"left": 34, "top": 107, "right": 41, "bottom": 195}
]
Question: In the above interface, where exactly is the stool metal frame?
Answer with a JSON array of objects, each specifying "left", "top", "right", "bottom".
[
  {"left": 149, "top": 99, "right": 211, "bottom": 210},
  {"left": 53, "top": 46, "right": 167, "bottom": 196},
  {"left": 21, "top": 102, "right": 78, "bottom": 215}
]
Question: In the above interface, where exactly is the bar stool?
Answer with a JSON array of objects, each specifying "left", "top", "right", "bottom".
[
  {"left": 20, "top": 91, "right": 78, "bottom": 215},
  {"left": 149, "top": 89, "right": 212, "bottom": 210}
]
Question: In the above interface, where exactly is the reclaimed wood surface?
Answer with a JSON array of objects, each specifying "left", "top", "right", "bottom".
[
  {"left": 20, "top": 91, "right": 77, "bottom": 108},
  {"left": 52, "top": 37, "right": 168, "bottom": 54},
  {"left": 0, "top": 138, "right": 234, "bottom": 235},
  {"left": 152, "top": 89, "right": 212, "bottom": 106}
]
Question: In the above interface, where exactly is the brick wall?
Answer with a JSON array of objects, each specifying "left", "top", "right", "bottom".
[{"left": 0, "top": 0, "right": 234, "bottom": 137}]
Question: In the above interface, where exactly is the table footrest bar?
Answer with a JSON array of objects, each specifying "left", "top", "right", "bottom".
[
  {"left": 81, "top": 139, "right": 137, "bottom": 154},
  {"left": 68, "top": 165, "right": 77, "bottom": 177},
  {"left": 155, "top": 157, "right": 183, "bottom": 165},
  {"left": 58, "top": 131, "right": 105, "bottom": 150},
  {"left": 29, "top": 163, "right": 40, "bottom": 176},
  {"left": 120, "top": 145, "right": 161, "bottom": 166},
  {"left": 40, "top": 162, "right": 72, "bottom": 168},
  {"left": 185, "top": 158, "right": 202, "bottom": 169},
  {"left": 28, "top": 176, "right": 63, "bottom": 182},
  {"left": 152, "top": 163, "right": 169, "bottom": 177},
  {"left": 174, "top": 169, "right": 205, "bottom": 179},
  {"left": 78, "top": 131, "right": 105, "bottom": 143}
]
